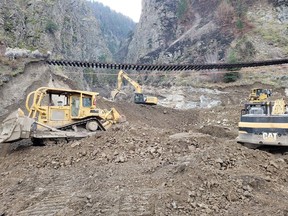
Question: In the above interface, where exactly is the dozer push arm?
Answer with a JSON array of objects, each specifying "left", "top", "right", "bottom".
[{"left": 26, "top": 88, "right": 48, "bottom": 118}]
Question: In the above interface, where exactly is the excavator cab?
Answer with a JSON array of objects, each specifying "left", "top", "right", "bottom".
[
  {"left": 134, "top": 93, "right": 145, "bottom": 104},
  {"left": 134, "top": 93, "right": 158, "bottom": 105}
]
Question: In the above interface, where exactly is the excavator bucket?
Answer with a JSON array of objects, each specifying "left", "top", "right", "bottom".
[
  {"left": 0, "top": 109, "right": 35, "bottom": 144},
  {"left": 111, "top": 89, "right": 120, "bottom": 100},
  {"left": 110, "top": 89, "right": 127, "bottom": 101}
]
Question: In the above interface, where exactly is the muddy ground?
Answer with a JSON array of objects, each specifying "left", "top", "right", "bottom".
[{"left": 0, "top": 86, "right": 288, "bottom": 216}]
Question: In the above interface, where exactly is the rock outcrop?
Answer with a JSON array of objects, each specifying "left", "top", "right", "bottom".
[{"left": 126, "top": 0, "right": 288, "bottom": 64}]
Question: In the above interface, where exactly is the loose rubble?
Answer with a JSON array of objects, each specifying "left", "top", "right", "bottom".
[{"left": 0, "top": 90, "right": 288, "bottom": 216}]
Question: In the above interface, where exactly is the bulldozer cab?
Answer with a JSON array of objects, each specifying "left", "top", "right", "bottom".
[{"left": 26, "top": 88, "right": 100, "bottom": 128}]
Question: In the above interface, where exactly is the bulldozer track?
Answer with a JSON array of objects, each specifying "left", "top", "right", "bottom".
[
  {"left": 17, "top": 194, "right": 68, "bottom": 216},
  {"left": 117, "top": 190, "right": 156, "bottom": 215},
  {"left": 56, "top": 117, "right": 106, "bottom": 131},
  {"left": 46, "top": 58, "right": 288, "bottom": 71},
  {"left": 16, "top": 172, "right": 81, "bottom": 215}
]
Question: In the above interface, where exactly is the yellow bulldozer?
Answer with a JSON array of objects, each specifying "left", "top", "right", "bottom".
[
  {"left": 111, "top": 70, "right": 158, "bottom": 105},
  {"left": 0, "top": 87, "right": 124, "bottom": 145},
  {"left": 249, "top": 88, "right": 272, "bottom": 103}
]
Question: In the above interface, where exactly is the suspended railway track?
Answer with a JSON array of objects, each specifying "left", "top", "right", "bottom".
[{"left": 46, "top": 58, "right": 288, "bottom": 71}]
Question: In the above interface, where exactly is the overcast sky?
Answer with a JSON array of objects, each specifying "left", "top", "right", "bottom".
[{"left": 92, "top": 0, "right": 142, "bottom": 22}]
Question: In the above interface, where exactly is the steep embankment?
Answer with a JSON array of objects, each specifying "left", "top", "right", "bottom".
[
  {"left": 127, "top": 0, "right": 288, "bottom": 64},
  {"left": 0, "top": 60, "right": 85, "bottom": 120}
]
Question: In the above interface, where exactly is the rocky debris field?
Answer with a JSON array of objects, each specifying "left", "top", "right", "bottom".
[{"left": 1, "top": 86, "right": 288, "bottom": 216}]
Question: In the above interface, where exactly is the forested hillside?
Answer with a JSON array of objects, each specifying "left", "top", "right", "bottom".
[{"left": 87, "top": 1, "right": 136, "bottom": 60}]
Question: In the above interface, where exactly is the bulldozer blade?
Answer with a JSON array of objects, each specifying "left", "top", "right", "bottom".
[{"left": 0, "top": 109, "right": 35, "bottom": 144}]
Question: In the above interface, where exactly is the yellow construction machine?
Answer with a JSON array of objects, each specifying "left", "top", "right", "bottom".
[
  {"left": 249, "top": 88, "right": 272, "bottom": 103},
  {"left": 111, "top": 70, "right": 158, "bottom": 105},
  {"left": 237, "top": 98, "right": 288, "bottom": 147},
  {"left": 0, "top": 87, "right": 124, "bottom": 145}
]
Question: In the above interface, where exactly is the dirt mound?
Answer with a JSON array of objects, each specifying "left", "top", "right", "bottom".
[
  {"left": 98, "top": 99, "right": 201, "bottom": 131},
  {"left": 197, "top": 125, "right": 237, "bottom": 139}
]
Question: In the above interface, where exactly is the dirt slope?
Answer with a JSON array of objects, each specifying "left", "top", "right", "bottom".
[{"left": 0, "top": 92, "right": 288, "bottom": 216}]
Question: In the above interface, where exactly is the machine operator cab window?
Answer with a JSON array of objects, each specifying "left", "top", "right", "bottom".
[
  {"left": 244, "top": 103, "right": 267, "bottom": 116},
  {"left": 248, "top": 107, "right": 265, "bottom": 115},
  {"left": 255, "top": 89, "right": 272, "bottom": 97},
  {"left": 47, "top": 93, "right": 69, "bottom": 107},
  {"left": 83, "top": 97, "right": 92, "bottom": 107},
  {"left": 71, "top": 94, "right": 94, "bottom": 117},
  {"left": 71, "top": 95, "right": 80, "bottom": 117},
  {"left": 266, "top": 89, "right": 272, "bottom": 97},
  {"left": 134, "top": 93, "right": 145, "bottom": 104},
  {"left": 256, "top": 89, "right": 262, "bottom": 96}
]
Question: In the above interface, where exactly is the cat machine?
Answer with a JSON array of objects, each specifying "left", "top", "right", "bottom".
[
  {"left": 249, "top": 88, "right": 272, "bottom": 103},
  {"left": 111, "top": 70, "right": 158, "bottom": 105},
  {"left": 237, "top": 98, "right": 288, "bottom": 146},
  {"left": 0, "top": 87, "right": 125, "bottom": 145}
]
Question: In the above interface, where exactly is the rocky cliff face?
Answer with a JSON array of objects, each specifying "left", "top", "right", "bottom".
[
  {"left": 0, "top": 0, "right": 112, "bottom": 61},
  {"left": 127, "top": 0, "right": 288, "bottom": 64}
]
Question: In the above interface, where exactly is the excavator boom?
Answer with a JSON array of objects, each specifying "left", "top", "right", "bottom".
[{"left": 111, "top": 70, "right": 158, "bottom": 105}]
